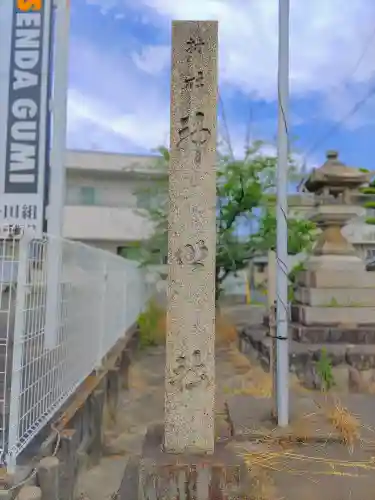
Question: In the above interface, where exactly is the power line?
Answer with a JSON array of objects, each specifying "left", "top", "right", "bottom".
[
  {"left": 304, "top": 79, "right": 375, "bottom": 160},
  {"left": 345, "top": 25, "right": 375, "bottom": 86},
  {"left": 299, "top": 24, "right": 375, "bottom": 180},
  {"left": 297, "top": 81, "right": 375, "bottom": 192},
  {"left": 218, "top": 93, "right": 234, "bottom": 160}
]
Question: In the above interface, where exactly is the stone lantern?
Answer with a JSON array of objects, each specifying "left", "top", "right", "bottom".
[
  {"left": 238, "top": 151, "right": 375, "bottom": 391},
  {"left": 303, "top": 150, "right": 370, "bottom": 266},
  {"left": 292, "top": 151, "right": 375, "bottom": 340}
]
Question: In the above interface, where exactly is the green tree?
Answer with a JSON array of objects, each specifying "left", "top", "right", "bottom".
[
  {"left": 360, "top": 172, "right": 375, "bottom": 225},
  {"left": 252, "top": 208, "right": 316, "bottom": 255},
  {"left": 135, "top": 141, "right": 316, "bottom": 302}
]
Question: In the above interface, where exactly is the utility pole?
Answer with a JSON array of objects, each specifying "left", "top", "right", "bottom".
[
  {"left": 276, "top": 0, "right": 290, "bottom": 427},
  {"left": 45, "top": 0, "right": 70, "bottom": 349}
]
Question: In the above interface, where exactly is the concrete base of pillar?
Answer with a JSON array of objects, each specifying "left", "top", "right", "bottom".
[{"left": 119, "top": 424, "right": 250, "bottom": 500}]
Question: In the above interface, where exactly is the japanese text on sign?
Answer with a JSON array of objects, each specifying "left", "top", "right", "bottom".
[
  {"left": 3, "top": 204, "right": 37, "bottom": 220},
  {"left": 16, "top": 0, "right": 42, "bottom": 12}
]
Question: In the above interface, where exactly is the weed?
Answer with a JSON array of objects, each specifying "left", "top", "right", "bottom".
[
  {"left": 316, "top": 347, "right": 335, "bottom": 391},
  {"left": 288, "top": 262, "right": 305, "bottom": 303},
  {"left": 327, "top": 297, "right": 338, "bottom": 307},
  {"left": 137, "top": 300, "right": 165, "bottom": 348}
]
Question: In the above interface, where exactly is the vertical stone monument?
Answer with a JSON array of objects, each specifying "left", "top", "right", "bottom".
[
  {"left": 120, "top": 21, "right": 250, "bottom": 500},
  {"left": 164, "top": 20, "right": 217, "bottom": 455}
]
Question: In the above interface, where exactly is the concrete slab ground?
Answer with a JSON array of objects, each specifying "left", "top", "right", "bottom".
[
  {"left": 268, "top": 442, "right": 375, "bottom": 500},
  {"left": 229, "top": 439, "right": 375, "bottom": 500},
  {"left": 75, "top": 343, "right": 375, "bottom": 500},
  {"left": 226, "top": 393, "right": 342, "bottom": 442}
]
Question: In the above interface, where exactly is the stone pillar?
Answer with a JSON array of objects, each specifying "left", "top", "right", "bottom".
[
  {"left": 37, "top": 456, "right": 59, "bottom": 500},
  {"left": 164, "top": 21, "right": 218, "bottom": 455},
  {"left": 15, "top": 487, "right": 41, "bottom": 500}
]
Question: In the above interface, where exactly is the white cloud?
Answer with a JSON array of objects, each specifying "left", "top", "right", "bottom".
[
  {"left": 129, "top": 0, "right": 375, "bottom": 101},
  {"left": 67, "top": 87, "right": 169, "bottom": 152},
  {"left": 131, "top": 45, "right": 170, "bottom": 75},
  {"left": 72, "top": 0, "right": 375, "bottom": 153},
  {"left": 66, "top": 37, "right": 170, "bottom": 151}
]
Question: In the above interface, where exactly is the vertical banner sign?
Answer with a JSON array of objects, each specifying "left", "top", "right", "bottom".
[{"left": 0, "top": 0, "right": 53, "bottom": 236}]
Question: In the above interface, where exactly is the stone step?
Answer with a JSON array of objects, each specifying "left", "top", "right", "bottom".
[
  {"left": 239, "top": 325, "right": 375, "bottom": 391},
  {"left": 298, "top": 268, "right": 375, "bottom": 288},
  {"left": 291, "top": 304, "right": 375, "bottom": 326},
  {"left": 239, "top": 325, "right": 375, "bottom": 373},
  {"left": 295, "top": 287, "right": 375, "bottom": 307},
  {"left": 291, "top": 323, "right": 375, "bottom": 344}
]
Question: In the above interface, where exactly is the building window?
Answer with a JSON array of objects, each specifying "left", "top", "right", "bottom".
[
  {"left": 137, "top": 192, "right": 166, "bottom": 211},
  {"left": 80, "top": 186, "right": 96, "bottom": 205},
  {"left": 137, "top": 193, "right": 151, "bottom": 210},
  {"left": 117, "top": 246, "right": 140, "bottom": 261},
  {"left": 151, "top": 249, "right": 168, "bottom": 265}
]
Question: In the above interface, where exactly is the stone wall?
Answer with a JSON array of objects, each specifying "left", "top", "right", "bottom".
[
  {"left": 238, "top": 324, "right": 375, "bottom": 393},
  {"left": 0, "top": 329, "right": 139, "bottom": 499}
]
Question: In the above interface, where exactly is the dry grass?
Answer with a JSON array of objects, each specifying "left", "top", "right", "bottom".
[
  {"left": 139, "top": 309, "right": 238, "bottom": 346},
  {"left": 128, "top": 364, "right": 149, "bottom": 391},
  {"left": 230, "top": 370, "right": 273, "bottom": 399},
  {"left": 320, "top": 394, "right": 360, "bottom": 450},
  {"left": 247, "top": 467, "right": 277, "bottom": 500},
  {"left": 233, "top": 437, "right": 375, "bottom": 500},
  {"left": 229, "top": 392, "right": 368, "bottom": 498},
  {"left": 239, "top": 443, "right": 375, "bottom": 476},
  {"left": 228, "top": 347, "right": 253, "bottom": 370},
  {"left": 224, "top": 346, "right": 273, "bottom": 398},
  {"left": 216, "top": 313, "right": 238, "bottom": 345},
  {"left": 231, "top": 441, "right": 280, "bottom": 500},
  {"left": 226, "top": 349, "right": 362, "bottom": 448},
  {"left": 224, "top": 345, "right": 371, "bottom": 498}
]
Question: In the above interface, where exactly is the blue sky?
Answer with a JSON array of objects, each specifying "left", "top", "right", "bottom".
[{"left": 67, "top": 0, "right": 375, "bottom": 172}]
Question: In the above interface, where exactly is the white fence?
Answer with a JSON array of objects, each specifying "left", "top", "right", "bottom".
[{"left": 0, "top": 232, "right": 153, "bottom": 469}]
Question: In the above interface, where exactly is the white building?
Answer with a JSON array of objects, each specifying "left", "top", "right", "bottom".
[
  {"left": 62, "top": 151, "right": 375, "bottom": 302},
  {"left": 280, "top": 192, "right": 375, "bottom": 260},
  {"left": 63, "top": 149, "right": 167, "bottom": 258}
]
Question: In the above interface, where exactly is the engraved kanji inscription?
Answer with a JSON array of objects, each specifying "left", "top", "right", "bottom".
[
  {"left": 177, "top": 112, "right": 211, "bottom": 148},
  {"left": 186, "top": 36, "right": 205, "bottom": 54},
  {"left": 191, "top": 205, "right": 205, "bottom": 228},
  {"left": 194, "top": 149, "right": 202, "bottom": 166},
  {"left": 182, "top": 71, "right": 204, "bottom": 91},
  {"left": 175, "top": 240, "right": 208, "bottom": 266},
  {"left": 169, "top": 349, "right": 207, "bottom": 390}
]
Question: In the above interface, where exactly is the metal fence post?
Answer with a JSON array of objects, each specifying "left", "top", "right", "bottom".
[
  {"left": 122, "top": 268, "right": 128, "bottom": 329},
  {"left": 6, "top": 233, "right": 32, "bottom": 472},
  {"left": 45, "top": 236, "right": 62, "bottom": 350},
  {"left": 97, "top": 257, "right": 108, "bottom": 369}
]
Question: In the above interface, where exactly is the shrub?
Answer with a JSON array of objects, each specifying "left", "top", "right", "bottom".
[
  {"left": 360, "top": 187, "right": 375, "bottom": 194},
  {"left": 316, "top": 347, "right": 335, "bottom": 391},
  {"left": 137, "top": 300, "right": 165, "bottom": 348}
]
